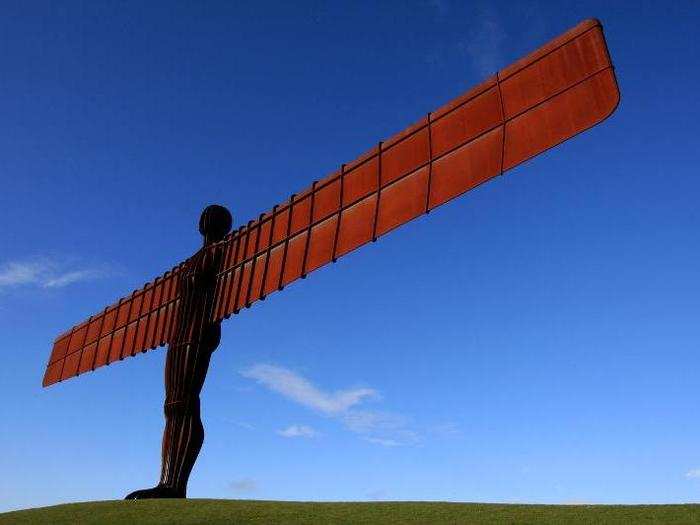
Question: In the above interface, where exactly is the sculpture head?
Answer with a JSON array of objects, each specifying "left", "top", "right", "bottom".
[{"left": 199, "top": 204, "right": 233, "bottom": 244}]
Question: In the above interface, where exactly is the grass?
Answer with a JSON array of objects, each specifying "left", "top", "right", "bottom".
[{"left": 3, "top": 500, "right": 700, "bottom": 524}]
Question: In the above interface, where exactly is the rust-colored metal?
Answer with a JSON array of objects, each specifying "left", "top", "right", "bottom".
[
  {"left": 207, "top": 17, "right": 619, "bottom": 319},
  {"left": 42, "top": 18, "right": 619, "bottom": 496},
  {"left": 124, "top": 204, "right": 231, "bottom": 499}
]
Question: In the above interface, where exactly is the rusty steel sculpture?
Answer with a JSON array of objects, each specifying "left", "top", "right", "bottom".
[{"left": 42, "top": 19, "right": 620, "bottom": 499}]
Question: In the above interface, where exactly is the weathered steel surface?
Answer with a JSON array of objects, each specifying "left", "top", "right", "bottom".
[
  {"left": 123, "top": 205, "right": 230, "bottom": 500},
  {"left": 43, "top": 18, "right": 619, "bottom": 387},
  {"left": 42, "top": 267, "right": 182, "bottom": 386},
  {"left": 208, "top": 17, "right": 619, "bottom": 318}
]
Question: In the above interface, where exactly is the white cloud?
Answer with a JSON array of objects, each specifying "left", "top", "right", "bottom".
[
  {"left": 44, "top": 269, "right": 106, "bottom": 288},
  {"left": 0, "top": 259, "right": 109, "bottom": 290},
  {"left": 241, "top": 364, "right": 418, "bottom": 446},
  {"left": 685, "top": 469, "right": 700, "bottom": 479},
  {"left": 229, "top": 478, "right": 258, "bottom": 494},
  {"left": 0, "top": 261, "right": 46, "bottom": 287},
  {"left": 277, "top": 425, "right": 317, "bottom": 438},
  {"left": 242, "top": 364, "right": 378, "bottom": 415}
]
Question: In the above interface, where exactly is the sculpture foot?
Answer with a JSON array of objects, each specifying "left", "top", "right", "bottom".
[{"left": 124, "top": 484, "right": 184, "bottom": 500}]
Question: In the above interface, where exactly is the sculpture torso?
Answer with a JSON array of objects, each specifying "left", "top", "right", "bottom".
[{"left": 172, "top": 245, "right": 222, "bottom": 349}]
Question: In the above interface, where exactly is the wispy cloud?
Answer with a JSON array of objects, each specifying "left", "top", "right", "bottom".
[
  {"left": 0, "top": 259, "right": 110, "bottom": 290},
  {"left": 229, "top": 478, "right": 258, "bottom": 494},
  {"left": 277, "top": 425, "right": 317, "bottom": 438},
  {"left": 241, "top": 364, "right": 418, "bottom": 446},
  {"left": 685, "top": 469, "right": 700, "bottom": 479},
  {"left": 44, "top": 269, "right": 106, "bottom": 288},
  {"left": 242, "top": 364, "right": 378, "bottom": 415},
  {"left": 461, "top": 4, "right": 507, "bottom": 77},
  {"left": 0, "top": 261, "right": 46, "bottom": 287}
]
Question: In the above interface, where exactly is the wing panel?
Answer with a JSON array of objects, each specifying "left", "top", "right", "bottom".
[
  {"left": 124, "top": 321, "right": 139, "bottom": 358},
  {"left": 336, "top": 194, "right": 378, "bottom": 258},
  {"left": 107, "top": 327, "right": 125, "bottom": 364},
  {"left": 503, "top": 68, "right": 618, "bottom": 170},
  {"left": 306, "top": 216, "right": 338, "bottom": 273},
  {"left": 67, "top": 322, "right": 88, "bottom": 355},
  {"left": 248, "top": 253, "right": 267, "bottom": 304},
  {"left": 145, "top": 307, "right": 161, "bottom": 349},
  {"left": 85, "top": 317, "right": 103, "bottom": 347},
  {"left": 428, "top": 127, "right": 503, "bottom": 209},
  {"left": 78, "top": 342, "right": 97, "bottom": 375},
  {"left": 431, "top": 85, "right": 502, "bottom": 158},
  {"left": 257, "top": 216, "right": 272, "bottom": 253},
  {"left": 376, "top": 167, "right": 429, "bottom": 237},
  {"left": 271, "top": 207, "right": 290, "bottom": 244},
  {"left": 290, "top": 192, "right": 312, "bottom": 236},
  {"left": 93, "top": 335, "right": 110, "bottom": 369},
  {"left": 61, "top": 350, "right": 81, "bottom": 381},
  {"left": 381, "top": 125, "right": 430, "bottom": 186},
  {"left": 236, "top": 262, "right": 253, "bottom": 311},
  {"left": 281, "top": 232, "right": 308, "bottom": 288},
  {"left": 224, "top": 267, "right": 242, "bottom": 314},
  {"left": 100, "top": 306, "right": 118, "bottom": 338},
  {"left": 48, "top": 333, "right": 71, "bottom": 364},
  {"left": 314, "top": 179, "right": 341, "bottom": 222},
  {"left": 500, "top": 26, "right": 610, "bottom": 119},
  {"left": 262, "top": 245, "right": 285, "bottom": 298},
  {"left": 343, "top": 155, "right": 379, "bottom": 205},
  {"left": 43, "top": 361, "right": 62, "bottom": 386}
]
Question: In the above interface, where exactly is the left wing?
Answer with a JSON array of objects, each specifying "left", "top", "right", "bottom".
[{"left": 43, "top": 264, "right": 183, "bottom": 386}]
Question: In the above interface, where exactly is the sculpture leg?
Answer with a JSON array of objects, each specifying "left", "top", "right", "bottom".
[{"left": 125, "top": 324, "right": 220, "bottom": 499}]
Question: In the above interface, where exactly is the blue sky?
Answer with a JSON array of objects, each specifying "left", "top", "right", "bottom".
[{"left": 1, "top": 0, "right": 699, "bottom": 512}]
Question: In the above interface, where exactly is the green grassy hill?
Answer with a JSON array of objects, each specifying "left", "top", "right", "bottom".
[{"left": 2, "top": 500, "right": 700, "bottom": 525}]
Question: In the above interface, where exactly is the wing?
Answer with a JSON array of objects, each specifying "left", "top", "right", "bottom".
[
  {"left": 43, "top": 18, "right": 619, "bottom": 387},
  {"left": 209, "top": 18, "right": 619, "bottom": 320},
  {"left": 42, "top": 264, "right": 183, "bottom": 386}
]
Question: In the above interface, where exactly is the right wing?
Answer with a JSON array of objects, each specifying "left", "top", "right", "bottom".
[{"left": 209, "top": 18, "right": 620, "bottom": 320}]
